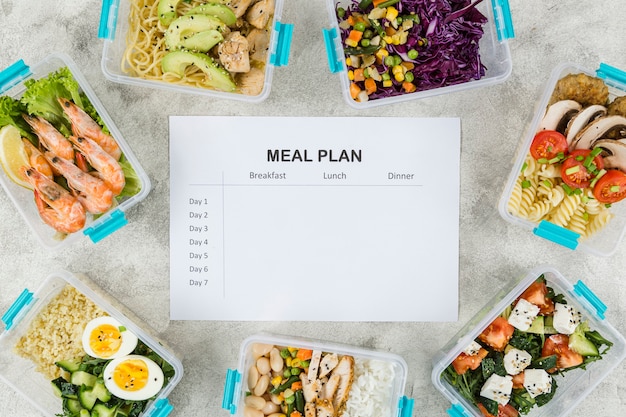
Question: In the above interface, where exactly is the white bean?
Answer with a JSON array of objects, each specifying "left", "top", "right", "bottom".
[
  {"left": 248, "top": 365, "right": 259, "bottom": 390},
  {"left": 269, "top": 347, "right": 283, "bottom": 373},
  {"left": 256, "top": 356, "right": 271, "bottom": 375},
  {"left": 252, "top": 343, "right": 274, "bottom": 359},
  {"left": 243, "top": 406, "right": 264, "bottom": 417},
  {"left": 253, "top": 374, "right": 270, "bottom": 397},
  {"left": 244, "top": 395, "right": 266, "bottom": 410},
  {"left": 261, "top": 401, "right": 280, "bottom": 415},
  {"left": 270, "top": 393, "right": 282, "bottom": 405}
]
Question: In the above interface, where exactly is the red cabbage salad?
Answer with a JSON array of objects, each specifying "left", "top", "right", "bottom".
[{"left": 336, "top": 0, "right": 488, "bottom": 103}]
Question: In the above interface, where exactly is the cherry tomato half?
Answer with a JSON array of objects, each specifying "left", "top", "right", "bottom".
[
  {"left": 530, "top": 130, "right": 568, "bottom": 160},
  {"left": 560, "top": 149, "right": 604, "bottom": 189},
  {"left": 593, "top": 169, "right": 626, "bottom": 204}
]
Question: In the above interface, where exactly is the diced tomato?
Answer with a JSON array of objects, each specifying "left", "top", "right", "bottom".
[
  {"left": 530, "top": 130, "right": 568, "bottom": 160},
  {"left": 478, "top": 317, "right": 515, "bottom": 351},
  {"left": 511, "top": 372, "right": 525, "bottom": 389},
  {"left": 518, "top": 280, "right": 555, "bottom": 315},
  {"left": 560, "top": 149, "right": 604, "bottom": 189},
  {"left": 451, "top": 348, "right": 489, "bottom": 375},
  {"left": 477, "top": 403, "right": 519, "bottom": 417},
  {"left": 593, "top": 169, "right": 626, "bottom": 203},
  {"left": 542, "top": 334, "right": 583, "bottom": 372}
]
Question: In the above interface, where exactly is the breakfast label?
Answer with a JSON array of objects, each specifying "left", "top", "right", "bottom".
[{"left": 169, "top": 116, "right": 460, "bottom": 321}]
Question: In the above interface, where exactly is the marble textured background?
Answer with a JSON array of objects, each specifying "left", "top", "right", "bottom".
[{"left": 0, "top": 0, "right": 625, "bottom": 416}]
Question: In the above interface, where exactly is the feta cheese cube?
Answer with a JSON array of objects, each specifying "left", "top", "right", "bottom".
[
  {"left": 552, "top": 303, "right": 582, "bottom": 335},
  {"left": 523, "top": 369, "right": 552, "bottom": 398},
  {"left": 463, "top": 341, "right": 483, "bottom": 356},
  {"left": 508, "top": 299, "right": 540, "bottom": 331},
  {"left": 480, "top": 374, "right": 513, "bottom": 405},
  {"left": 503, "top": 348, "right": 532, "bottom": 375}
]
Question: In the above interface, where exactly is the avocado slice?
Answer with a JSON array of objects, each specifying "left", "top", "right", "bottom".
[
  {"left": 158, "top": 0, "right": 181, "bottom": 27},
  {"left": 165, "top": 14, "right": 227, "bottom": 50},
  {"left": 177, "top": 29, "right": 224, "bottom": 52},
  {"left": 187, "top": 3, "right": 237, "bottom": 26},
  {"left": 161, "top": 51, "right": 236, "bottom": 92}
]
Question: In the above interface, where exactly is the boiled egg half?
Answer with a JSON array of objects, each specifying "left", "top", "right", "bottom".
[
  {"left": 82, "top": 316, "right": 138, "bottom": 359},
  {"left": 103, "top": 354, "right": 165, "bottom": 401}
]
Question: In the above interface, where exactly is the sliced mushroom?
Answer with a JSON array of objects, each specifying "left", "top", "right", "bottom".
[
  {"left": 537, "top": 100, "right": 582, "bottom": 133},
  {"left": 594, "top": 139, "right": 626, "bottom": 173},
  {"left": 572, "top": 115, "right": 626, "bottom": 150},
  {"left": 564, "top": 104, "right": 607, "bottom": 147}
]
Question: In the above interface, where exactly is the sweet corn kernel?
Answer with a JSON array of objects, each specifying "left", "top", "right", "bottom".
[
  {"left": 392, "top": 65, "right": 405, "bottom": 75},
  {"left": 348, "top": 70, "right": 355, "bottom": 81},
  {"left": 286, "top": 357, "right": 292, "bottom": 367},
  {"left": 271, "top": 376, "right": 282, "bottom": 387},
  {"left": 383, "top": 35, "right": 393, "bottom": 44},
  {"left": 346, "top": 57, "right": 352, "bottom": 66},
  {"left": 382, "top": 79, "right": 393, "bottom": 87},
  {"left": 375, "top": 48, "right": 389, "bottom": 62},
  {"left": 386, "top": 7, "right": 399, "bottom": 21},
  {"left": 345, "top": 39, "right": 359, "bottom": 47}
]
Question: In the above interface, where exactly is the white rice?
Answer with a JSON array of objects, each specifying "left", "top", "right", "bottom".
[{"left": 342, "top": 358, "right": 396, "bottom": 417}]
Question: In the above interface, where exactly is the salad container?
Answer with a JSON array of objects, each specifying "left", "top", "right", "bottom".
[
  {"left": 99, "top": 0, "right": 293, "bottom": 103},
  {"left": 222, "top": 333, "right": 414, "bottom": 417},
  {"left": 0, "top": 270, "right": 183, "bottom": 417},
  {"left": 431, "top": 265, "right": 626, "bottom": 417},
  {"left": 0, "top": 53, "right": 151, "bottom": 250},
  {"left": 498, "top": 62, "right": 626, "bottom": 256},
  {"left": 323, "top": 0, "right": 515, "bottom": 109}
]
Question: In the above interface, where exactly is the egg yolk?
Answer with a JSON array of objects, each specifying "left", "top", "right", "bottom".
[
  {"left": 112, "top": 359, "right": 149, "bottom": 392},
  {"left": 89, "top": 324, "right": 122, "bottom": 358}
]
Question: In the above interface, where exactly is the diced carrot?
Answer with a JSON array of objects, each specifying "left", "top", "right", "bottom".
[
  {"left": 296, "top": 348, "right": 313, "bottom": 361},
  {"left": 290, "top": 412, "right": 303, "bottom": 417},
  {"left": 347, "top": 15, "right": 356, "bottom": 26},
  {"left": 402, "top": 81, "right": 416, "bottom": 93},
  {"left": 350, "top": 82, "right": 361, "bottom": 99},
  {"left": 364, "top": 78, "right": 377, "bottom": 95},
  {"left": 353, "top": 68, "right": 365, "bottom": 82},
  {"left": 385, "top": 26, "right": 396, "bottom": 36},
  {"left": 401, "top": 61, "right": 415, "bottom": 71},
  {"left": 373, "top": 0, "right": 387, "bottom": 7},
  {"left": 345, "top": 30, "right": 363, "bottom": 47},
  {"left": 291, "top": 381, "right": 303, "bottom": 391}
]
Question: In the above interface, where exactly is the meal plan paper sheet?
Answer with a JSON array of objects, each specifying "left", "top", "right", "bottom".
[{"left": 169, "top": 116, "right": 460, "bottom": 321}]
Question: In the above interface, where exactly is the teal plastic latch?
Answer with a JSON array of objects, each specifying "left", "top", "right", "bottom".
[
  {"left": 398, "top": 395, "right": 414, "bottom": 417},
  {"left": 222, "top": 369, "right": 241, "bottom": 414},
  {"left": 533, "top": 220, "right": 580, "bottom": 250},
  {"left": 492, "top": 0, "right": 515, "bottom": 41},
  {"left": 270, "top": 21, "right": 293, "bottom": 67},
  {"left": 98, "top": 0, "right": 120, "bottom": 40},
  {"left": 447, "top": 404, "right": 471, "bottom": 417},
  {"left": 83, "top": 209, "right": 127, "bottom": 243},
  {"left": 573, "top": 280, "right": 607, "bottom": 320},
  {"left": 596, "top": 63, "right": 626, "bottom": 90},
  {"left": 323, "top": 27, "right": 343, "bottom": 74},
  {"left": 2, "top": 289, "right": 34, "bottom": 330},
  {"left": 0, "top": 59, "right": 31, "bottom": 94},
  {"left": 147, "top": 398, "right": 173, "bottom": 417}
]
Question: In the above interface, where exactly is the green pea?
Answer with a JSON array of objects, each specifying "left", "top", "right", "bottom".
[
  {"left": 337, "top": 7, "right": 346, "bottom": 19},
  {"left": 404, "top": 72, "right": 415, "bottom": 83},
  {"left": 291, "top": 367, "right": 300, "bottom": 376},
  {"left": 363, "top": 29, "right": 374, "bottom": 39},
  {"left": 382, "top": 72, "right": 391, "bottom": 81},
  {"left": 384, "top": 55, "right": 395, "bottom": 67},
  {"left": 283, "top": 369, "right": 291, "bottom": 378},
  {"left": 361, "top": 38, "right": 371, "bottom": 47},
  {"left": 285, "top": 395, "right": 296, "bottom": 405},
  {"left": 407, "top": 49, "right": 418, "bottom": 60},
  {"left": 396, "top": 17, "right": 403, "bottom": 24},
  {"left": 280, "top": 348, "right": 290, "bottom": 359},
  {"left": 393, "top": 55, "right": 402, "bottom": 66},
  {"left": 354, "top": 21, "right": 366, "bottom": 32}
]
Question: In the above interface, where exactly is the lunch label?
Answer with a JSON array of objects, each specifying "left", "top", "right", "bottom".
[{"left": 169, "top": 116, "right": 460, "bottom": 321}]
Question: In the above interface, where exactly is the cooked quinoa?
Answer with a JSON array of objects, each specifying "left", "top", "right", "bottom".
[{"left": 14, "top": 285, "right": 107, "bottom": 380}]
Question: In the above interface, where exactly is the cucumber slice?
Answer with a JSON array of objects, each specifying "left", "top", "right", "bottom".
[
  {"left": 78, "top": 384, "right": 98, "bottom": 410},
  {"left": 56, "top": 359, "right": 81, "bottom": 373},
  {"left": 63, "top": 398, "right": 84, "bottom": 415},
  {"left": 569, "top": 332, "right": 600, "bottom": 356},
  {"left": 92, "top": 403, "right": 119, "bottom": 417},
  {"left": 92, "top": 379, "right": 112, "bottom": 403},
  {"left": 70, "top": 371, "right": 97, "bottom": 388},
  {"left": 51, "top": 377, "right": 78, "bottom": 399},
  {"left": 526, "top": 316, "right": 544, "bottom": 334}
]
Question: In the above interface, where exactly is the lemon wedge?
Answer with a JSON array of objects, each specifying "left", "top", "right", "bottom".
[{"left": 0, "top": 125, "right": 32, "bottom": 189}]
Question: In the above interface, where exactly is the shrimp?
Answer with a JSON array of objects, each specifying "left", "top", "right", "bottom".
[
  {"left": 22, "top": 114, "right": 74, "bottom": 161},
  {"left": 68, "top": 136, "right": 125, "bottom": 196},
  {"left": 57, "top": 98, "right": 121, "bottom": 160},
  {"left": 44, "top": 152, "right": 114, "bottom": 214},
  {"left": 22, "top": 139, "right": 53, "bottom": 180},
  {"left": 20, "top": 166, "right": 86, "bottom": 234}
]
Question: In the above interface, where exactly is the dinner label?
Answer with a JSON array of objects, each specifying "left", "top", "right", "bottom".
[{"left": 169, "top": 116, "right": 460, "bottom": 321}]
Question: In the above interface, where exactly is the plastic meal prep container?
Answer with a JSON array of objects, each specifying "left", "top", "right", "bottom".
[
  {"left": 0, "top": 270, "right": 183, "bottom": 417},
  {"left": 222, "top": 333, "right": 414, "bottom": 417},
  {"left": 98, "top": 0, "right": 293, "bottom": 102},
  {"left": 322, "top": 0, "right": 515, "bottom": 109},
  {"left": 0, "top": 53, "right": 151, "bottom": 250},
  {"left": 498, "top": 62, "right": 626, "bottom": 256},
  {"left": 431, "top": 265, "right": 626, "bottom": 417}
]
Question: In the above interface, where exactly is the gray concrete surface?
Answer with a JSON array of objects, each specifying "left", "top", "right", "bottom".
[{"left": 1, "top": 0, "right": 625, "bottom": 416}]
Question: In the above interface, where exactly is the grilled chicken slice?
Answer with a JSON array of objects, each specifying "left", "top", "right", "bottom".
[
  {"left": 246, "top": 0, "right": 274, "bottom": 29},
  {"left": 300, "top": 373, "right": 322, "bottom": 403},
  {"left": 315, "top": 399, "right": 334, "bottom": 417},
  {"left": 236, "top": 67, "right": 265, "bottom": 96},
  {"left": 218, "top": 31, "right": 250, "bottom": 73},
  {"left": 322, "top": 373, "right": 340, "bottom": 400},
  {"left": 247, "top": 28, "right": 270, "bottom": 63},
  {"left": 304, "top": 402, "right": 316, "bottom": 417},
  {"left": 307, "top": 350, "right": 323, "bottom": 380},
  {"left": 227, "top": 0, "right": 254, "bottom": 18},
  {"left": 318, "top": 353, "right": 339, "bottom": 378},
  {"left": 330, "top": 356, "right": 355, "bottom": 416}
]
